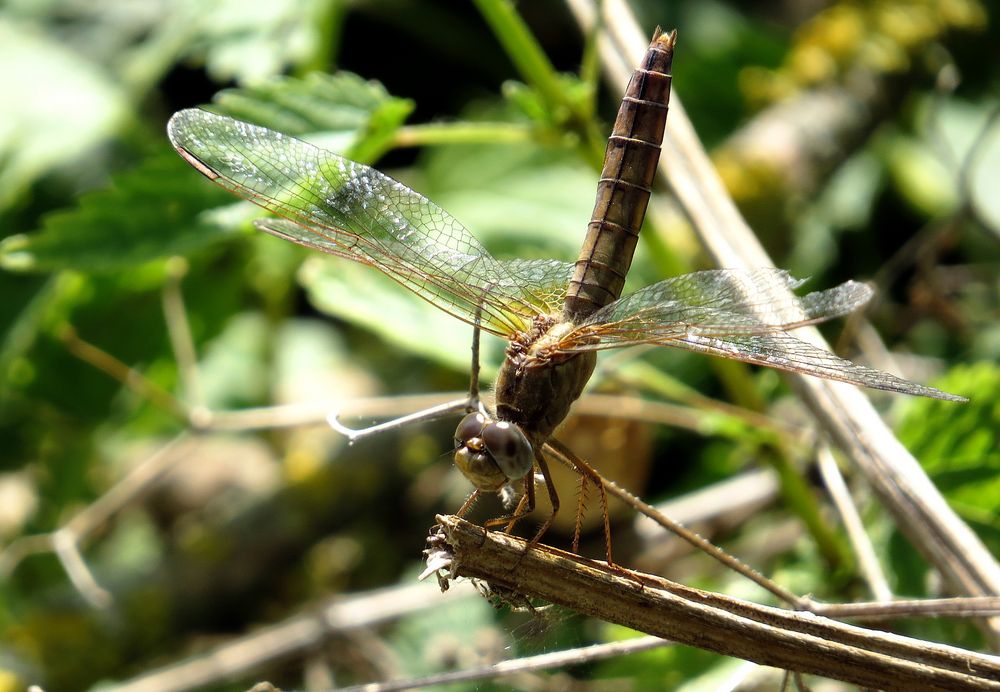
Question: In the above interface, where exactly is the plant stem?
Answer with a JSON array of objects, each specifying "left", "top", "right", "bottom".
[
  {"left": 392, "top": 122, "right": 534, "bottom": 149},
  {"left": 472, "top": 0, "right": 571, "bottom": 117}
]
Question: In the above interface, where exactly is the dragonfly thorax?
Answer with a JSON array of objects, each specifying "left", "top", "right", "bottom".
[{"left": 495, "top": 316, "right": 598, "bottom": 445}]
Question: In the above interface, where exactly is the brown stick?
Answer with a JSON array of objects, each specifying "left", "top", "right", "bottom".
[{"left": 436, "top": 514, "right": 1000, "bottom": 691}]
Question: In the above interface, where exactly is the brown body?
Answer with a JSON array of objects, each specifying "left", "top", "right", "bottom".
[
  {"left": 497, "top": 30, "right": 676, "bottom": 447},
  {"left": 564, "top": 28, "right": 676, "bottom": 320},
  {"left": 495, "top": 318, "right": 598, "bottom": 445}
]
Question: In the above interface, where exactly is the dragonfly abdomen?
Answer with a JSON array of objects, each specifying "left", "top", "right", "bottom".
[{"left": 564, "top": 28, "right": 676, "bottom": 320}]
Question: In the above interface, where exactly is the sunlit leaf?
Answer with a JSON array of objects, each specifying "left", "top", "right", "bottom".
[
  {"left": 209, "top": 72, "right": 414, "bottom": 161},
  {"left": 299, "top": 256, "right": 494, "bottom": 374},
  {"left": 0, "top": 154, "right": 237, "bottom": 272},
  {"left": 896, "top": 362, "right": 1000, "bottom": 545},
  {"left": 181, "top": 0, "right": 335, "bottom": 84},
  {"left": 884, "top": 135, "right": 959, "bottom": 218},
  {"left": 930, "top": 98, "right": 1000, "bottom": 234},
  {"left": 419, "top": 139, "right": 595, "bottom": 259}
]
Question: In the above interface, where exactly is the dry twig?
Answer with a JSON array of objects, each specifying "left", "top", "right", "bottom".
[{"left": 434, "top": 515, "right": 1000, "bottom": 691}]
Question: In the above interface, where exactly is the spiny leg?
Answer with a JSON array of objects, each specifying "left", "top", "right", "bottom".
[
  {"left": 455, "top": 489, "right": 481, "bottom": 518},
  {"left": 572, "top": 472, "right": 592, "bottom": 554},
  {"left": 545, "top": 438, "right": 615, "bottom": 568}
]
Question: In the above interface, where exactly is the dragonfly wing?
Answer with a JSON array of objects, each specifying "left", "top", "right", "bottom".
[
  {"left": 168, "top": 108, "right": 553, "bottom": 337},
  {"left": 257, "top": 218, "right": 573, "bottom": 319},
  {"left": 669, "top": 330, "right": 963, "bottom": 400},
  {"left": 586, "top": 268, "right": 872, "bottom": 335},
  {"left": 553, "top": 269, "right": 964, "bottom": 401},
  {"left": 559, "top": 269, "right": 873, "bottom": 344},
  {"left": 498, "top": 258, "right": 574, "bottom": 316}
]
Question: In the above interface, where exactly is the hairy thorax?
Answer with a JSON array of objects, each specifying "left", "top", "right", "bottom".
[{"left": 494, "top": 315, "right": 597, "bottom": 444}]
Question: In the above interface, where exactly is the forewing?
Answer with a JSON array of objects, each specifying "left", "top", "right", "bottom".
[
  {"left": 554, "top": 268, "right": 963, "bottom": 401},
  {"left": 168, "top": 108, "right": 556, "bottom": 336},
  {"left": 499, "top": 258, "right": 574, "bottom": 316}
]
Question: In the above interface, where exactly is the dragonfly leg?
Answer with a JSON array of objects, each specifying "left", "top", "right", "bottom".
[
  {"left": 482, "top": 472, "right": 536, "bottom": 532},
  {"left": 328, "top": 397, "right": 470, "bottom": 442},
  {"left": 545, "top": 438, "right": 616, "bottom": 570},
  {"left": 502, "top": 492, "right": 531, "bottom": 535},
  {"left": 455, "top": 489, "right": 482, "bottom": 518},
  {"left": 572, "top": 473, "right": 590, "bottom": 554},
  {"left": 525, "top": 449, "right": 559, "bottom": 551},
  {"left": 465, "top": 306, "right": 492, "bottom": 416}
]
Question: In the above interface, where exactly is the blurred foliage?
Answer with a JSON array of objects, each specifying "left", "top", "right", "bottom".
[
  {"left": 743, "top": 0, "right": 987, "bottom": 103},
  {"left": 897, "top": 361, "right": 1000, "bottom": 548},
  {"left": 0, "top": 0, "right": 998, "bottom": 689}
]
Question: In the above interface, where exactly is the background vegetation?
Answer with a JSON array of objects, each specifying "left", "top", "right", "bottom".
[{"left": 0, "top": 0, "right": 997, "bottom": 689}]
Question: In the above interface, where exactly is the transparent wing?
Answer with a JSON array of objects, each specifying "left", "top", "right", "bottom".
[
  {"left": 554, "top": 269, "right": 965, "bottom": 401},
  {"left": 168, "top": 108, "right": 568, "bottom": 336},
  {"left": 575, "top": 268, "right": 873, "bottom": 339}
]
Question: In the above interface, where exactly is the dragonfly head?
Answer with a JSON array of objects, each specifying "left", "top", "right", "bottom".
[{"left": 453, "top": 412, "right": 534, "bottom": 491}]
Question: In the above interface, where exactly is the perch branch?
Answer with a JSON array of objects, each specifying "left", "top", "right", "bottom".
[{"left": 435, "top": 515, "right": 1000, "bottom": 691}]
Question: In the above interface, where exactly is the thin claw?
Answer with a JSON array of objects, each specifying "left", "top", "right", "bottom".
[{"left": 326, "top": 409, "right": 360, "bottom": 442}]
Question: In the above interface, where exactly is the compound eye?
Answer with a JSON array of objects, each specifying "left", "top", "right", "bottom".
[
  {"left": 454, "top": 412, "right": 487, "bottom": 446},
  {"left": 482, "top": 421, "right": 533, "bottom": 480}
]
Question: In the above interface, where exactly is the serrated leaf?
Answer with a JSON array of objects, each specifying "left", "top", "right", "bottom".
[
  {"left": 4, "top": 71, "right": 415, "bottom": 274},
  {"left": 211, "top": 72, "right": 408, "bottom": 137},
  {"left": 896, "top": 362, "right": 1000, "bottom": 523},
  {"left": 209, "top": 72, "right": 414, "bottom": 161},
  {"left": 0, "top": 17, "right": 127, "bottom": 211},
  {"left": 0, "top": 153, "right": 236, "bottom": 273}
]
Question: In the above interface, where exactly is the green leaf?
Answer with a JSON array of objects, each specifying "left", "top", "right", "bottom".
[
  {"left": 884, "top": 134, "right": 959, "bottom": 218},
  {"left": 183, "top": 0, "right": 336, "bottom": 84},
  {"left": 2, "top": 72, "right": 413, "bottom": 274},
  {"left": 0, "top": 153, "right": 236, "bottom": 273},
  {"left": 0, "top": 17, "right": 127, "bottom": 211},
  {"left": 896, "top": 362, "right": 1000, "bottom": 541},
  {"left": 209, "top": 71, "right": 414, "bottom": 160},
  {"left": 298, "top": 256, "right": 494, "bottom": 374},
  {"left": 197, "top": 312, "right": 272, "bottom": 410},
  {"left": 419, "top": 138, "right": 596, "bottom": 260}
]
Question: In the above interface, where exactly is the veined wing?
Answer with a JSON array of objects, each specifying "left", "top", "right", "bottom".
[
  {"left": 570, "top": 269, "right": 873, "bottom": 338},
  {"left": 167, "top": 109, "right": 567, "bottom": 336},
  {"left": 553, "top": 268, "right": 965, "bottom": 401}
]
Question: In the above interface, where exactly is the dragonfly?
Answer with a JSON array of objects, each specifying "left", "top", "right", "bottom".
[{"left": 167, "top": 29, "right": 964, "bottom": 557}]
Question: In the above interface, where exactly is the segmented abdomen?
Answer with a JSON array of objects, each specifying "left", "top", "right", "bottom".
[{"left": 563, "top": 28, "right": 676, "bottom": 319}]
